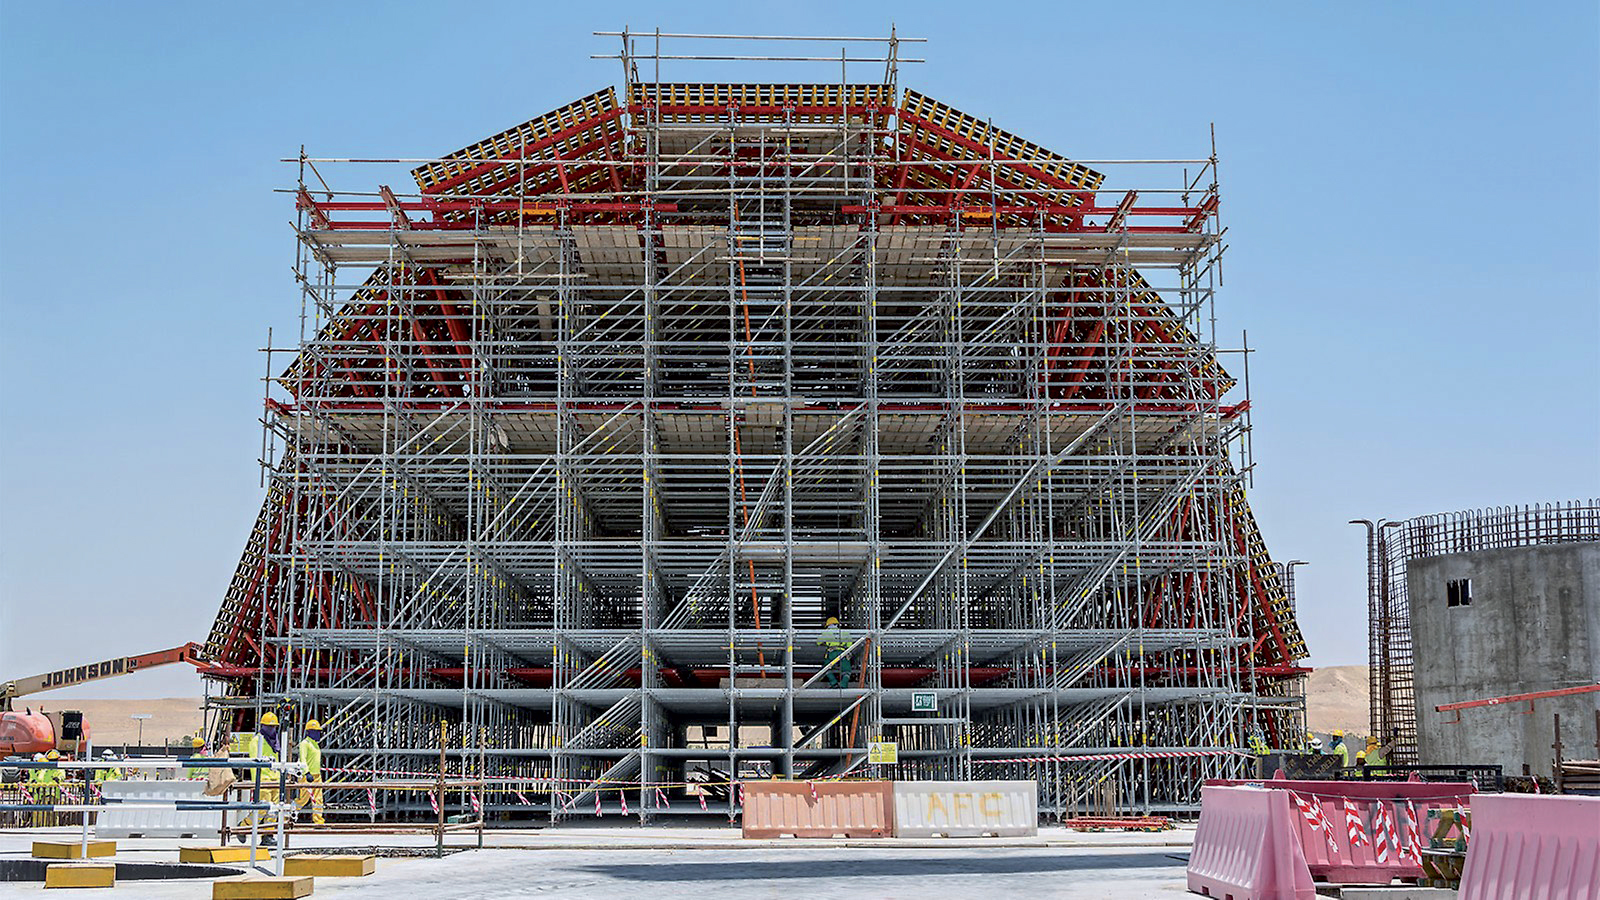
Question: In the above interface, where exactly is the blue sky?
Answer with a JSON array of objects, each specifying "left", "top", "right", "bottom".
[{"left": 2, "top": 1, "right": 1596, "bottom": 699}]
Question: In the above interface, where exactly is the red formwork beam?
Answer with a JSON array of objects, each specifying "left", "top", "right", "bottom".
[{"left": 420, "top": 106, "right": 627, "bottom": 196}]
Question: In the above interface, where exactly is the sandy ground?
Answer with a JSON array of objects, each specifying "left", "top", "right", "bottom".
[
  {"left": 1305, "top": 664, "right": 1371, "bottom": 736},
  {"left": 20, "top": 698, "right": 206, "bottom": 748},
  {"left": 0, "top": 825, "right": 1195, "bottom": 899}
]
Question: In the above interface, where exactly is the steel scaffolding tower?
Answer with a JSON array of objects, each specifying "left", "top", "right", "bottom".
[{"left": 202, "top": 31, "right": 1307, "bottom": 821}]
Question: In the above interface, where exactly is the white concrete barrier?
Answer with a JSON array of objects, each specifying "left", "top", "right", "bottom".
[
  {"left": 95, "top": 780, "right": 219, "bottom": 839},
  {"left": 891, "top": 780, "right": 1037, "bottom": 837}
]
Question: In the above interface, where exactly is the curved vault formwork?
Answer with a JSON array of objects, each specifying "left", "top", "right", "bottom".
[{"left": 202, "top": 64, "right": 1307, "bottom": 821}]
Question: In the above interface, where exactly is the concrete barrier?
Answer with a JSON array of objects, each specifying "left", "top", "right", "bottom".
[
  {"left": 741, "top": 780, "right": 892, "bottom": 838},
  {"left": 891, "top": 780, "right": 1037, "bottom": 837},
  {"left": 1211, "top": 778, "right": 1475, "bottom": 886},
  {"left": 96, "top": 780, "right": 219, "bottom": 839},
  {"left": 1188, "top": 784, "right": 1316, "bottom": 900},
  {"left": 1458, "top": 793, "right": 1600, "bottom": 900}
]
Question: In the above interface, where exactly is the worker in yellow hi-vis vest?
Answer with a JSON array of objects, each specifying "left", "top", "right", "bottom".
[
  {"left": 295, "top": 720, "right": 325, "bottom": 825},
  {"left": 818, "top": 617, "right": 853, "bottom": 688},
  {"left": 183, "top": 737, "right": 208, "bottom": 780},
  {"left": 237, "top": 712, "right": 280, "bottom": 841},
  {"left": 29, "top": 752, "right": 62, "bottom": 827}
]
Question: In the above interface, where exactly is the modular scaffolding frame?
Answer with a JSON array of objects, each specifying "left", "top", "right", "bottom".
[
  {"left": 1361, "top": 500, "right": 1600, "bottom": 766},
  {"left": 203, "top": 31, "right": 1308, "bottom": 822}
]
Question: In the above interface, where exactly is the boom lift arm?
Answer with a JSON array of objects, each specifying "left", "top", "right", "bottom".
[{"left": 1, "top": 643, "right": 208, "bottom": 712}]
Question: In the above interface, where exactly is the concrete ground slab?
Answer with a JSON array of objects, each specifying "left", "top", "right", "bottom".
[{"left": 1, "top": 826, "right": 1197, "bottom": 898}]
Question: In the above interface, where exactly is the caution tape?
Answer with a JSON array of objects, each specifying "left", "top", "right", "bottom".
[{"left": 980, "top": 749, "right": 1252, "bottom": 764}]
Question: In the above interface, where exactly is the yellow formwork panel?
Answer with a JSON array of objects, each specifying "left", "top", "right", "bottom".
[
  {"left": 212, "top": 876, "right": 315, "bottom": 900},
  {"left": 283, "top": 854, "right": 376, "bottom": 877},
  {"left": 33, "top": 840, "right": 116, "bottom": 859},
  {"left": 412, "top": 87, "right": 620, "bottom": 191},
  {"left": 45, "top": 863, "right": 116, "bottom": 888},
  {"left": 180, "top": 845, "right": 273, "bottom": 864},
  {"left": 899, "top": 89, "right": 1104, "bottom": 193}
]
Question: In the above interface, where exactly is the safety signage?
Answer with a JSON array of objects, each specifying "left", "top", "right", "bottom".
[
  {"left": 868, "top": 741, "right": 899, "bottom": 764},
  {"left": 911, "top": 691, "right": 938, "bottom": 712}
]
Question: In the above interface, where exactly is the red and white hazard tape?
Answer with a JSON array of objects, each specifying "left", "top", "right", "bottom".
[
  {"left": 1343, "top": 798, "right": 1369, "bottom": 849},
  {"left": 1373, "top": 801, "right": 1392, "bottom": 863},
  {"left": 1403, "top": 801, "right": 1422, "bottom": 859},
  {"left": 981, "top": 749, "right": 1250, "bottom": 765},
  {"left": 1290, "top": 792, "right": 1338, "bottom": 855}
]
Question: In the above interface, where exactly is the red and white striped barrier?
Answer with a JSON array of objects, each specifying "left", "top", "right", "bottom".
[{"left": 1211, "top": 778, "right": 1474, "bottom": 886}]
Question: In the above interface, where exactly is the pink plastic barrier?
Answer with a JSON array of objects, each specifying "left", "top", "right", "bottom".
[
  {"left": 1459, "top": 793, "right": 1600, "bottom": 900},
  {"left": 1209, "top": 778, "right": 1475, "bottom": 885},
  {"left": 1188, "top": 785, "right": 1316, "bottom": 900}
]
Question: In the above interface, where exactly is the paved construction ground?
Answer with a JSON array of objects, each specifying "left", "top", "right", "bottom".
[{"left": 1, "top": 825, "right": 1195, "bottom": 898}]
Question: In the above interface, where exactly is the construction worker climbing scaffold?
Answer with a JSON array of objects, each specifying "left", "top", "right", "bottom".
[{"left": 817, "top": 617, "right": 853, "bottom": 688}]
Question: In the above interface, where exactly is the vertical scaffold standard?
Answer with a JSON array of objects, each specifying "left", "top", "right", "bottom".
[{"left": 201, "top": 30, "right": 1307, "bottom": 822}]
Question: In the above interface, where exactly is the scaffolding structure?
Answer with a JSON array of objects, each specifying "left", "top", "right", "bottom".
[
  {"left": 202, "top": 31, "right": 1307, "bottom": 821},
  {"left": 1361, "top": 500, "right": 1600, "bottom": 765}
]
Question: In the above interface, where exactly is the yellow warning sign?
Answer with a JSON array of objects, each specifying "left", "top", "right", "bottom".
[{"left": 868, "top": 741, "right": 899, "bottom": 765}]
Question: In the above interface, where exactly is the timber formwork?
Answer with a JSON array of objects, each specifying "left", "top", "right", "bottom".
[{"left": 203, "top": 32, "right": 1307, "bottom": 821}]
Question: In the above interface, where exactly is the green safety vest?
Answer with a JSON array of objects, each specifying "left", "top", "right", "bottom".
[
  {"left": 818, "top": 627, "right": 851, "bottom": 651},
  {"left": 297, "top": 738, "right": 321, "bottom": 780},
  {"left": 249, "top": 733, "right": 278, "bottom": 761}
]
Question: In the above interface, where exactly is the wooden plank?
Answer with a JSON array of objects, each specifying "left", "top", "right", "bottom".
[{"left": 283, "top": 854, "right": 376, "bottom": 877}]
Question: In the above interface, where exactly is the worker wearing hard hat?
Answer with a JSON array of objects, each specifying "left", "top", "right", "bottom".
[
  {"left": 28, "top": 750, "right": 62, "bottom": 785},
  {"left": 817, "top": 617, "right": 853, "bottom": 688},
  {"left": 238, "top": 712, "right": 281, "bottom": 838},
  {"left": 1365, "top": 734, "right": 1396, "bottom": 768},
  {"left": 29, "top": 751, "right": 63, "bottom": 826},
  {"left": 183, "top": 737, "right": 208, "bottom": 780},
  {"left": 96, "top": 749, "right": 121, "bottom": 783},
  {"left": 1328, "top": 730, "right": 1352, "bottom": 767},
  {"left": 296, "top": 720, "right": 325, "bottom": 825},
  {"left": 1306, "top": 732, "right": 1324, "bottom": 753}
]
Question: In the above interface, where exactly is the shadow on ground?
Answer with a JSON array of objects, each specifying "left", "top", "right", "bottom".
[{"left": 582, "top": 851, "right": 1180, "bottom": 883}]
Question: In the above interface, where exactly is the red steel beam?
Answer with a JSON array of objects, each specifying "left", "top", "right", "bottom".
[
  {"left": 1436, "top": 683, "right": 1600, "bottom": 712},
  {"left": 421, "top": 106, "right": 627, "bottom": 195}
]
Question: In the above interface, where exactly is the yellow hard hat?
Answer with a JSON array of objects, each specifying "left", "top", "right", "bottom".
[
  {"left": 305, "top": 720, "right": 322, "bottom": 731},
  {"left": 1331, "top": 729, "right": 1344, "bottom": 737},
  {"left": 1357, "top": 751, "right": 1367, "bottom": 760},
  {"left": 825, "top": 617, "right": 839, "bottom": 626},
  {"left": 45, "top": 749, "right": 60, "bottom": 760},
  {"left": 259, "top": 711, "right": 279, "bottom": 727},
  {"left": 1366, "top": 735, "right": 1379, "bottom": 745},
  {"left": 1305, "top": 732, "right": 1316, "bottom": 740},
  {"left": 192, "top": 736, "right": 205, "bottom": 748}
]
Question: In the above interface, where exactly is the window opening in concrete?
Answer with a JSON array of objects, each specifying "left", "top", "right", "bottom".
[{"left": 1446, "top": 578, "right": 1472, "bottom": 607}]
